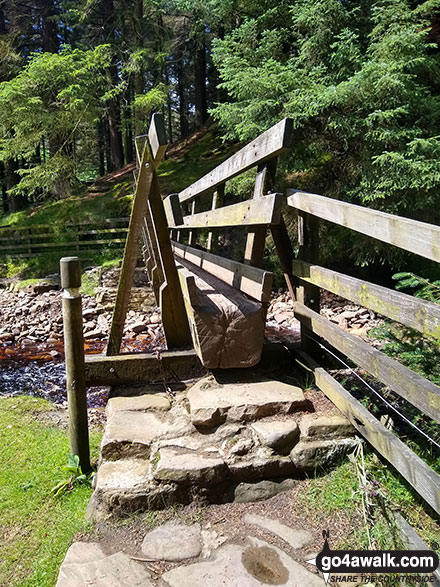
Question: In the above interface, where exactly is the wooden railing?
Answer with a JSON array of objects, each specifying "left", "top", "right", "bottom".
[
  {"left": 287, "top": 189, "right": 440, "bottom": 515},
  {"left": 0, "top": 217, "right": 129, "bottom": 259}
]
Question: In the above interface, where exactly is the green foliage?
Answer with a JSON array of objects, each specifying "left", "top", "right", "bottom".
[
  {"left": 212, "top": 0, "right": 440, "bottom": 266},
  {"left": 0, "top": 45, "right": 112, "bottom": 200},
  {"left": 393, "top": 272, "right": 440, "bottom": 303},
  {"left": 51, "top": 454, "right": 95, "bottom": 498}
]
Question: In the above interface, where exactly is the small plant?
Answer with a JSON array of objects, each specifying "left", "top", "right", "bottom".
[{"left": 51, "top": 453, "right": 95, "bottom": 498}]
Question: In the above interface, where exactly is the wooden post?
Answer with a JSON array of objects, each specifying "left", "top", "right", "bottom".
[
  {"left": 60, "top": 257, "right": 91, "bottom": 474},
  {"left": 244, "top": 160, "right": 277, "bottom": 266},
  {"left": 297, "top": 211, "right": 320, "bottom": 355},
  {"left": 271, "top": 215, "right": 298, "bottom": 303},
  {"left": 207, "top": 185, "right": 224, "bottom": 253}
]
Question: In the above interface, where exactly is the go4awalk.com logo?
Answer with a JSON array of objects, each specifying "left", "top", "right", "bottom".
[{"left": 307, "top": 531, "right": 439, "bottom": 584}]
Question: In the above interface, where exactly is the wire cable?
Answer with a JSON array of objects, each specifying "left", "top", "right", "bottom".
[{"left": 303, "top": 333, "right": 440, "bottom": 451}]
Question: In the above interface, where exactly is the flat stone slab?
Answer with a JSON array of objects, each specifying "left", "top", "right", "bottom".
[
  {"left": 161, "top": 536, "right": 324, "bottom": 586},
  {"left": 95, "top": 459, "right": 150, "bottom": 492},
  {"left": 251, "top": 420, "right": 299, "bottom": 454},
  {"left": 106, "top": 393, "right": 171, "bottom": 418},
  {"left": 299, "top": 414, "right": 354, "bottom": 438},
  {"left": 101, "top": 409, "right": 193, "bottom": 460},
  {"left": 290, "top": 438, "right": 359, "bottom": 470},
  {"left": 188, "top": 376, "right": 306, "bottom": 428},
  {"left": 154, "top": 447, "right": 227, "bottom": 485},
  {"left": 243, "top": 514, "right": 314, "bottom": 550},
  {"left": 141, "top": 521, "right": 202, "bottom": 561},
  {"left": 56, "top": 542, "right": 154, "bottom": 587}
]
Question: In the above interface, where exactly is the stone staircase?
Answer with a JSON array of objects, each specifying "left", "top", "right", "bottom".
[{"left": 88, "top": 370, "right": 358, "bottom": 519}]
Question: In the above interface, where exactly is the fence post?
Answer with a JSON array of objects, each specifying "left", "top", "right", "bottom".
[
  {"left": 60, "top": 256, "right": 91, "bottom": 473},
  {"left": 297, "top": 211, "right": 320, "bottom": 356}
]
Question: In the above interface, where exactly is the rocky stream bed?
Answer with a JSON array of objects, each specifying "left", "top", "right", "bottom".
[{"left": 0, "top": 268, "right": 385, "bottom": 429}]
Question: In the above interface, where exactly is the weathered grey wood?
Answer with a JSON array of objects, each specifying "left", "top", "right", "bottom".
[
  {"left": 244, "top": 162, "right": 276, "bottom": 266},
  {"left": 148, "top": 172, "right": 192, "bottom": 349},
  {"left": 163, "top": 193, "right": 184, "bottom": 228},
  {"left": 293, "top": 260, "right": 440, "bottom": 340},
  {"left": 207, "top": 186, "right": 224, "bottom": 253},
  {"left": 173, "top": 194, "right": 283, "bottom": 230},
  {"left": 84, "top": 349, "right": 203, "bottom": 386},
  {"left": 187, "top": 200, "right": 196, "bottom": 246},
  {"left": 172, "top": 241, "right": 273, "bottom": 302},
  {"left": 288, "top": 190, "right": 440, "bottom": 263},
  {"left": 294, "top": 349, "right": 440, "bottom": 515},
  {"left": 293, "top": 302, "right": 440, "bottom": 423},
  {"left": 0, "top": 238, "right": 127, "bottom": 251},
  {"left": 393, "top": 513, "right": 440, "bottom": 585},
  {"left": 148, "top": 113, "right": 167, "bottom": 164},
  {"left": 179, "top": 118, "right": 293, "bottom": 203},
  {"left": 175, "top": 258, "right": 267, "bottom": 369},
  {"left": 107, "top": 145, "right": 154, "bottom": 356},
  {"left": 297, "top": 211, "right": 320, "bottom": 355},
  {"left": 60, "top": 257, "right": 91, "bottom": 474}
]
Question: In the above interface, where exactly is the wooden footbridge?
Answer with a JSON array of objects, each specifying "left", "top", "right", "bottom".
[{"left": 61, "top": 114, "right": 440, "bottom": 517}]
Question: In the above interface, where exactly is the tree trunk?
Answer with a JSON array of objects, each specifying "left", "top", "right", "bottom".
[
  {"left": 178, "top": 58, "right": 189, "bottom": 138},
  {"left": 194, "top": 35, "right": 208, "bottom": 128},
  {"left": 41, "top": 0, "right": 59, "bottom": 53},
  {"left": 5, "top": 159, "right": 26, "bottom": 212},
  {"left": 97, "top": 122, "right": 106, "bottom": 176}
]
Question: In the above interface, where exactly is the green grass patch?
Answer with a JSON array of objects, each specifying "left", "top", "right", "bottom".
[{"left": 0, "top": 396, "right": 101, "bottom": 586}]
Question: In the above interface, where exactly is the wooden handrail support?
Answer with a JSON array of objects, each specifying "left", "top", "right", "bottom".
[{"left": 287, "top": 186, "right": 440, "bottom": 514}]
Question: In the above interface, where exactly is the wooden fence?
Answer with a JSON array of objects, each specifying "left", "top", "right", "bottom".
[
  {"left": 0, "top": 217, "right": 129, "bottom": 259},
  {"left": 287, "top": 189, "right": 440, "bottom": 515}
]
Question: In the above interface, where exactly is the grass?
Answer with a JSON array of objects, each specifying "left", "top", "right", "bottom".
[
  {"left": 296, "top": 448, "right": 439, "bottom": 558},
  {"left": 0, "top": 396, "right": 102, "bottom": 587}
]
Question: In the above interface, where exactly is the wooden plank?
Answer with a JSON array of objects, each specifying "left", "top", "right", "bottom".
[
  {"left": 106, "top": 143, "right": 155, "bottom": 356},
  {"left": 293, "top": 302, "right": 440, "bottom": 423},
  {"left": 84, "top": 349, "right": 203, "bottom": 386},
  {"left": 148, "top": 112, "right": 167, "bottom": 165},
  {"left": 0, "top": 238, "right": 126, "bottom": 252},
  {"left": 173, "top": 194, "right": 283, "bottom": 230},
  {"left": 293, "top": 260, "right": 440, "bottom": 340},
  {"left": 179, "top": 118, "right": 293, "bottom": 203},
  {"left": 163, "top": 193, "right": 183, "bottom": 228},
  {"left": 0, "top": 217, "right": 129, "bottom": 234},
  {"left": 393, "top": 513, "right": 440, "bottom": 585},
  {"left": 294, "top": 349, "right": 440, "bottom": 515},
  {"left": 172, "top": 241, "right": 273, "bottom": 302},
  {"left": 288, "top": 190, "right": 440, "bottom": 263},
  {"left": 149, "top": 172, "right": 192, "bottom": 349}
]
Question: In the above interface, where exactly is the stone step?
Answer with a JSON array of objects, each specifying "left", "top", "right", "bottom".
[{"left": 187, "top": 375, "right": 307, "bottom": 428}]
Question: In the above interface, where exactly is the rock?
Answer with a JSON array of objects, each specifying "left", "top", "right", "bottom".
[
  {"left": 299, "top": 414, "right": 354, "bottom": 439},
  {"left": 161, "top": 536, "right": 324, "bottom": 587},
  {"left": 0, "top": 332, "right": 14, "bottom": 341},
  {"left": 290, "top": 438, "right": 359, "bottom": 470},
  {"left": 188, "top": 376, "right": 306, "bottom": 429},
  {"left": 141, "top": 520, "right": 202, "bottom": 561},
  {"left": 234, "top": 479, "right": 295, "bottom": 503},
  {"left": 83, "top": 329, "right": 105, "bottom": 339},
  {"left": 32, "top": 281, "right": 58, "bottom": 295},
  {"left": 101, "top": 409, "right": 192, "bottom": 460},
  {"left": 149, "top": 313, "right": 161, "bottom": 324},
  {"left": 228, "top": 452, "right": 295, "bottom": 481},
  {"left": 56, "top": 542, "right": 154, "bottom": 587},
  {"left": 131, "top": 321, "right": 147, "bottom": 333},
  {"left": 153, "top": 446, "right": 227, "bottom": 485},
  {"left": 251, "top": 420, "right": 299, "bottom": 454},
  {"left": 106, "top": 393, "right": 171, "bottom": 418},
  {"left": 274, "top": 311, "right": 293, "bottom": 324},
  {"left": 82, "top": 308, "right": 96, "bottom": 318},
  {"left": 95, "top": 459, "right": 150, "bottom": 493},
  {"left": 340, "top": 310, "right": 358, "bottom": 319},
  {"left": 229, "top": 438, "right": 253, "bottom": 456},
  {"left": 49, "top": 350, "right": 62, "bottom": 359},
  {"left": 243, "top": 514, "right": 314, "bottom": 550}
]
